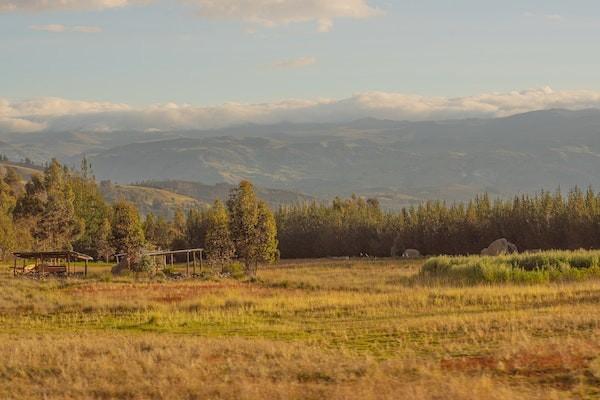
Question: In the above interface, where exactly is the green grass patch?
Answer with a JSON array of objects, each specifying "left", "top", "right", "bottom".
[{"left": 420, "top": 250, "right": 600, "bottom": 285}]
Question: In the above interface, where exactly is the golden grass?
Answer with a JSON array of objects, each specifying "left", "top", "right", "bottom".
[{"left": 1, "top": 259, "right": 600, "bottom": 399}]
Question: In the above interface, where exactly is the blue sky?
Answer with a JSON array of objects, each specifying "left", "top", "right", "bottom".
[
  {"left": 1, "top": 0, "right": 600, "bottom": 134},
  {"left": 2, "top": 0, "right": 599, "bottom": 106}
]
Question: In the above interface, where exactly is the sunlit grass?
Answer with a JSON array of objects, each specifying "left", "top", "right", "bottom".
[{"left": 1, "top": 257, "right": 600, "bottom": 399}]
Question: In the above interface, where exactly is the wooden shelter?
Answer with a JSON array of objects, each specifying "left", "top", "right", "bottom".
[
  {"left": 13, "top": 251, "right": 93, "bottom": 277},
  {"left": 115, "top": 248, "right": 204, "bottom": 276}
]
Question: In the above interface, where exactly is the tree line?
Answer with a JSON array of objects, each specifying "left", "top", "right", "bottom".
[
  {"left": 1, "top": 158, "right": 599, "bottom": 263},
  {"left": 276, "top": 190, "right": 600, "bottom": 258},
  {"left": 0, "top": 160, "right": 277, "bottom": 274}
]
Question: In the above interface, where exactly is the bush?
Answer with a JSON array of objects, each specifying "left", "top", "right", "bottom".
[
  {"left": 131, "top": 255, "right": 155, "bottom": 273},
  {"left": 221, "top": 262, "right": 245, "bottom": 279}
]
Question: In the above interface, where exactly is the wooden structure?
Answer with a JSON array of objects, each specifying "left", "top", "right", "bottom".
[
  {"left": 12, "top": 251, "right": 93, "bottom": 277},
  {"left": 115, "top": 248, "right": 204, "bottom": 276}
]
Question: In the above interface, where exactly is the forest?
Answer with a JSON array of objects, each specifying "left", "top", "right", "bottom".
[{"left": 1, "top": 159, "right": 599, "bottom": 262}]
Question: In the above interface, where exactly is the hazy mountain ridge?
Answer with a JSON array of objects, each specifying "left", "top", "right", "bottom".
[
  {"left": 2, "top": 109, "right": 600, "bottom": 207},
  {"left": 137, "top": 180, "right": 315, "bottom": 209}
]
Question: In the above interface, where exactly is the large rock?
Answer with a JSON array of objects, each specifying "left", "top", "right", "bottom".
[
  {"left": 481, "top": 238, "right": 518, "bottom": 256},
  {"left": 402, "top": 249, "right": 421, "bottom": 258}
]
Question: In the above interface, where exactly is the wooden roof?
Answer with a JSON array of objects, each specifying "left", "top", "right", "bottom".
[{"left": 13, "top": 251, "right": 94, "bottom": 261}]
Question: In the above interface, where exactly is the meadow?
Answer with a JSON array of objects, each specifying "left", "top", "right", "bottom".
[{"left": 1, "top": 257, "right": 600, "bottom": 399}]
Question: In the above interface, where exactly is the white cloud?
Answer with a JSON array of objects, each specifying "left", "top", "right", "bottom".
[
  {"left": 272, "top": 56, "right": 317, "bottom": 69},
  {"left": 0, "top": 0, "right": 146, "bottom": 13},
  {"left": 72, "top": 25, "right": 103, "bottom": 32},
  {"left": 3, "top": 88, "right": 600, "bottom": 134},
  {"left": 30, "top": 24, "right": 102, "bottom": 33},
  {"left": 183, "top": 0, "right": 382, "bottom": 32},
  {"left": 30, "top": 24, "right": 67, "bottom": 32},
  {"left": 523, "top": 11, "right": 564, "bottom": 23}
]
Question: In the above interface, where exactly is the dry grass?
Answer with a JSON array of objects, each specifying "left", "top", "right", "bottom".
[{"left": 1, "top": 258, "right": 600, "bottom": 399}]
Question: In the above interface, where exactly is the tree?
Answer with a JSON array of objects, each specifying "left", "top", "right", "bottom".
[
  {"left": 205, "top": 200, "right": 234, "bottom": 270},
  {"left": 110, "top": 200, "right": 145, "bottom": 267},
  {"left": 254, "top": 201, "right": 278, "bottom": 270},
  {"left": 96, "top": 217, "right": 114, "bottom": 262},
  {"left": 71, "top": 160, "right": 111, "bottom": 257},
  {"left": 170, "top": 208, "right": 188, "bottom": 249},
  {"left": 0, "top": 178, "right": 16, "bottom": 259},
  {"left": 227, "top": 181, "right": 260, "bottom": 275},
  {"left": 16, "top": 160, "right": 84, "bottom": 251}
]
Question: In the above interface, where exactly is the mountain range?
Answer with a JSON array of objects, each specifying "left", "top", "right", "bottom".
[{"left": 2, "top": 108, "right": 600, "bottom": 208}]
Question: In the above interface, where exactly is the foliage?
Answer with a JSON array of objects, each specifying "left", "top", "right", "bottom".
[
  {"left": 110, "top": 200, "right": 145, "bottom": 266},
  {"left": 13, "top": 160, "right": 83, "bottom": 251},
  {"left": 204, "top": 200, "right": 234, "bottom": 267},
  {"left": 227, "top": 180, "right": 260, "bottom": 272},
  {"left": 131, "top": 255, "right": 156, "bottom": 273},
  {"left": 255, "top": 201, "right": 279, "bottom": 266},
  {"left": 277, "top": 187, "right": 600, "bottom": 258},
  {"left": 227, "top": 181, "right": 278, "bottom": 275},
  {"left": 71, "top": 157, "right": 112, "bottom": 258}
]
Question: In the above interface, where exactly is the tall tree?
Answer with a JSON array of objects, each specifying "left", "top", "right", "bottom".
[
  {"left": 0, "top": 178, "right": 16, "bottom": 259},
  {"left": 227, "top": 181, "right": 260, "bottom": 275},
  {"left": 15, "top": 160, "right": 83, "bottom": 251},
  {"left": 110, "top": 200, "right": 145, "bottom": 267},
  {"left": 254, "top": 201, "right": 278, "bottom": 271},
  {"left": 205, "top": 200, "right": 234, "bottom": 269},
  {"left": 71, "top": 160, "right": 111, "bottom": 257}
]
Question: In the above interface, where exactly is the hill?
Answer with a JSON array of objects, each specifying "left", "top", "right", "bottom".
[
  {"left": 98, "top": 181, "right": 203, "bottom": 217},
  {"left": 137, "top": 180, "right": 314, "bottom": 209},
  {"left": 3, "top": 109, "right": 600, "bottom": 207}
]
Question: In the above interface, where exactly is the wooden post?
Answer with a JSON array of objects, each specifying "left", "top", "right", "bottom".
[
  {"left": 200, "top": 250, "right": 203, "bottom": 272},
  {"left": 170, "top": 254, "right": 174, "bottom": 269},
  {"left": 186, "top": 251, "right": 190, "bottom": 276},
  {"left": 192, "top": 251, "right": 196, "bottom": 275},
  {"left": 84, "top": 259, "right": 88, "bottom": 277}
]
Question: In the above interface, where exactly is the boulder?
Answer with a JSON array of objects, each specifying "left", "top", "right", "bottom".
[
  {"left": 402, "top": 249, "right": 421, "bottom": 258},
  {"left": 481, "top": 238, "right": 518, "bottom": 256}
]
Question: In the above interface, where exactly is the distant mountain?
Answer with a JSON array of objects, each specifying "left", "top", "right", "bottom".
[
  {"left": 98, "top": 181, "right": 204, "bottom": 218},
  {"left": 137, "top": 180, "right": 314, "bottom": 209},
  {"left": 2, "top": 109, "right": 600, "bottom": 207}
]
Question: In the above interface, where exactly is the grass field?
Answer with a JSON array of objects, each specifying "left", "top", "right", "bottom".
[{"left": 1, "top": 258, "right": 600, "bottom": 399}]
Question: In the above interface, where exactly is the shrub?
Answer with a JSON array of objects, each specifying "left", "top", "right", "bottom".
[{"left": 131, "top": 255, "right": 155, "bottom": 273}]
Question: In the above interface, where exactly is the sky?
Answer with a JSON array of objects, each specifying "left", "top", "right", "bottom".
[{"left": 1, "top": 0, "right": 600, "bottom": 132}]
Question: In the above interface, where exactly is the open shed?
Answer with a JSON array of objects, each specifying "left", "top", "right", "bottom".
[
  {"left": 115, "top": 248, "right": 204, "bottom": 276},
  {"left": 13, "top": 251, "right": 94, "bottom": 277}
]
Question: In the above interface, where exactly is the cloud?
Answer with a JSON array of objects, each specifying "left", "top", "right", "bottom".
[
  {"left": 544, "top": 14, "right": 563, "bottom": 22},
  {"left": 0, "top": 0, "right": 146, "bottom": 13},
  {"left": 523, "top": 11, "right": 564, "bottom": 23},
  {"left": 3, "top": 87, "right": 600, "bottom": 134},
  {"left": 183, "top": 0, "right": 382, "bottom": 32},
  {"left": 272, "top": 56, "right": 317, "bottom": 69},
  {"left": 30, "top": 24, "right": 102, "bottom": 33}
]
